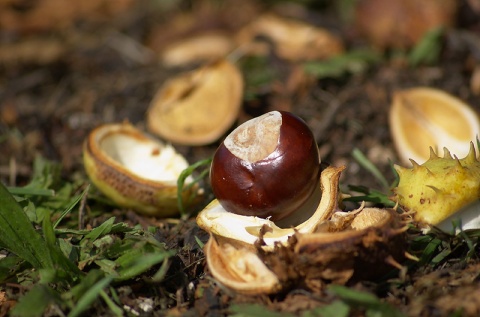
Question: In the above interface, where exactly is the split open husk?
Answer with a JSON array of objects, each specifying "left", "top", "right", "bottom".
[
  {"left": 278, "top": 207, "right": 407, "bottom": 292},
  {"left": 393, "top": 143, "right": 480, "bottom": 233},
  {"left": 147, "top": 59, "right": 243, "bottom": 145},
  {"left": 389, "top": 87, "right": 480, "bottom": 165},
  {"left": 204, "top": 236, "right": 282, "bottom": 295},
  {"left": 198, "top": 166, "right": 408, "bottom": 294},
  {"left": 83, "top": 122, "right": 197, "bottom": 217},
  {"left": 197, "top": 166, "right": 344, "bottom": 250}
]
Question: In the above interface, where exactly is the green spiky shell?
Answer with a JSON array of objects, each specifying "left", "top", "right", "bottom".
[{"left": 393, "top": 143, "right": 480, "bottom": 226}]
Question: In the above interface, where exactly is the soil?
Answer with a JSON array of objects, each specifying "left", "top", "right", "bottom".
[{"left": 1, "top": 0, "right": 480, "bottom": 316}]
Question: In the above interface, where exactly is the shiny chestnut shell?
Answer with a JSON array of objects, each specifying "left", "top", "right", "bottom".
[{"left": 210, "top": 111, "right": 320, "bottom": 221}]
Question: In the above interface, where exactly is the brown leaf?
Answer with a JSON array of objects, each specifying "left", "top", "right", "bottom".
[
  {"left": 237, "top": 13, "right": 344, "bottom": 61},
  {"left": 354, "top": 0, "right": 457, "bottom": 49}
]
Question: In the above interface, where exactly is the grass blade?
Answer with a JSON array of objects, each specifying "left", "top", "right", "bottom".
[
  {"left": 195, "top": 235, "right": 205, "bottom": 249},
  {"left": 43, "top": 212, "right": 81, "bottom": 280},
  {"left": 151, "top": 257, "right": 170, "bottom": 282},
  {"left": 408, "top": 27, "right": 444, "bottom": 66},
  {"left": 344, "top": 185, "right": 395, "bottom": 207},
  {"left": 99, "top": 290, "right": 123, "bottom": 316},
  {"left": 84, "top": 217, "right": 115, "bottom": 241},
  {"left": 328, "top": 285, "right": 405, "bottom": 317},
  {"left": 418, "top": 236, "right": 442, "bottom": 266},
  {"left": 68, "top": 276, "right": 113, "bottom": 317},
  {"left": 304, "top": 49, "right": 381, "bottom": 78},
  {"left": 54, "top": 185, "right": 89, "bottom": 229},
  {"left": 0, "top": 181, "right": 54, "bottom": 269},
  {"left": 352, "top": 148, "right": 390, "bottom": 191},
  {"left": 0, "top": 254, "right": 24, "bottom": 282},
  {"left": 303, "top": 300, "right": 350, "bottom": 317},
  {"left": 115, "top": 250, "right": 175, "bottom": 281},
  {"left": 328, "top": 285, "right": 381, "bottom": 305},
  {"left": 7, "top": 187, "right": 55, "bottom": 197},
  {"left": 11, "top": 284, "right": 61, "bottom": 317},
  {"left": 177, "top": 158, "right": 212, "bottom": 215}
]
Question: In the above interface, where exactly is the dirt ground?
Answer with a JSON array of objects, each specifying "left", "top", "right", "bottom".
[{"left": 1, "top": 0, "right": 480, "bottom": 316}]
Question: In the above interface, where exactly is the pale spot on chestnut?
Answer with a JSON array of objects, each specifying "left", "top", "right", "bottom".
[
  {"left": 224, "top": 111, "right": 282, "bottom": 163},
  {"left": 210, "top": 110, "right": 321, "bottom": 221}
]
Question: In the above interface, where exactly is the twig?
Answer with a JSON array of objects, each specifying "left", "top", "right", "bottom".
[{"left": 311, "top": 89, "right": 354, "bottom": 142}]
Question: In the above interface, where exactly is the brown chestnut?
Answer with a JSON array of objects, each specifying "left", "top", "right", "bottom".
[{"left": 210, "top": 111, "right": 321, "bottom": 221}]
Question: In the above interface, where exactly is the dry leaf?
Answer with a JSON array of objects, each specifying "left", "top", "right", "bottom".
[
  {"left": 470, "top": 64, "right": 480, "bottom": 96},
  {"left": 160, "top": 32, "right": 235, "bottom": 67},
  {"left": 0, "top": 0, "right": 134, "bottom": 33},
  {"left": 389, "top": 87, "right": 480, "bottom": 165},
  {"left": 0, "top": 37, "right": 66, "bottom": 65},
  {"left": 354, "top": 0, "right": 457, "bottom": 49},
  {"left": 147, "top": 59, "right": 243, "bottom": 145},
  {"left": 237, "top": 13, "right": 344, "bottom": 61}
]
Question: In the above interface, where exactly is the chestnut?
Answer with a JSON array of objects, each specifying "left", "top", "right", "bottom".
[{"left": 210, "top": 111, "right": 320, "bottom": 221}]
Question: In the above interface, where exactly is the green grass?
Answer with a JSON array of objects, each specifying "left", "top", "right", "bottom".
[
  {"left": 2, "top": 151, "right": 479, "bottom": 316},
  {"left": 303, "top": 49, "right": 382, "bottom": 79},
  {"left": 177, "top": 157, "right": 212, "bottom": 217},
  {"left": 342, "top": 148, "right": 397, "bottom": 207},
  {"left": 0, "top": 157, "right": 175, "bottom": 316}
]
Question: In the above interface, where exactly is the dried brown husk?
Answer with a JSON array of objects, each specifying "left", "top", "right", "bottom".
[
  {"left": 288, "top": 208, "right": 408, "bottom": 293},
  {"left": 147, "top": 59, "right": 243, "bottom": 145},
  {"left": 255, "top": 207, "right": 408, "bottom": 294}
]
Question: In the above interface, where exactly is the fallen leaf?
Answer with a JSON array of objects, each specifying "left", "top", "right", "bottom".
[{"left": 237, "top": 13, "right": 344, "bottom": 62}]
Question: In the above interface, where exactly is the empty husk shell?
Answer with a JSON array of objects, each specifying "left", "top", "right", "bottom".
[{"left": 83, "top": 122, "right": 198, "bottom": 217}]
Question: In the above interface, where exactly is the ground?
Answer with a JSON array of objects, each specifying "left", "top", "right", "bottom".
[{"left": 1, "top": 0, "right": 480, "bottom": 316}]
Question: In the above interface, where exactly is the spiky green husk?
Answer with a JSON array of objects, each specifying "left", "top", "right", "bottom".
[{"left": 393, "top": 143, "right": 480, "bottom": 226}]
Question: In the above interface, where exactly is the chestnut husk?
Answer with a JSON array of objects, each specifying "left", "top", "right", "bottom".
[
  {"left": 83, "top": 122, "right": 198, "bottom": 217},
  {"left": 261, "top": 208, "right": 408, "bottom": 293},
  {"left": 199, "top": 166, "right": 410, "bottom": 295}
]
